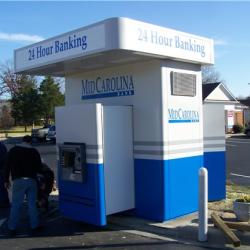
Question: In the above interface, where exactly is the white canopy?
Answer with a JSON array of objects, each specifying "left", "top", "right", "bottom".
[{"left": 15, "top": 17, "right": 214, "bottom": 76}]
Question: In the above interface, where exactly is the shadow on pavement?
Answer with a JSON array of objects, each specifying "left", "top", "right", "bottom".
[
  {"left": 108, "top": 213, "right": 250, "bottom": 249},
  {"left": 0, "top": 199, "right": 105, "bottom": 239},
  {"left": 1, "top": 136, "right": 23, "bottom": 145},
  {"left": 1, "top": 136, "right": 56, "bottom": 147},
  {"left": 2, "top": 201, "right": 250, "bottom": 249},
  {"left": 1, "top": 201, "right": 198, "bottom": 250}
]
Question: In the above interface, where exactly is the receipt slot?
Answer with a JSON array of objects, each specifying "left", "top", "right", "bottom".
[{"left": 59, "top": 143, "right": 86, "bottom": 183}]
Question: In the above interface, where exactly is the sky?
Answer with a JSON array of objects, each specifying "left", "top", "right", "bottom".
[{"left": 0, "top": 1, "right": 250, "bottom": 98}]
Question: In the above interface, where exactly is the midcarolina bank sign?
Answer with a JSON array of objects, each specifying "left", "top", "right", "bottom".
[
  {"left": 81, "top": 75, "right": 134, "bottom": 100},
  {"left": 168, "top": 108, "right": 199, "bottom": 123}
]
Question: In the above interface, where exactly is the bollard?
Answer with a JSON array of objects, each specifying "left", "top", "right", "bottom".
[{"left": 198, "top": 167, "right": 208, "bottom": 242}]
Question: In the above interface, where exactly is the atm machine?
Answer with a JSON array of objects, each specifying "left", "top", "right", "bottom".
[
  {"left": 56, "top": 103, "right": 134, "bottom": 226},
  {"left": 59, "top": 143, "right": 87, "bottom": 183}
]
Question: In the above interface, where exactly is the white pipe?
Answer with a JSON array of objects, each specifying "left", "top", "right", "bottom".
[{"left": 198, "top": 167, "right": 208, "bottom": 242}]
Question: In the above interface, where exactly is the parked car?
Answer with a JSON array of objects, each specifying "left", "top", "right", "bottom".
[
  {"left": 46, "top": 125, "right": 56, "bottom": 143},
  {"left": 244, "top": 126, "right": 250, "bottom": 137},
  {"left": 32, "top": 125, "right": 51, "bottom": 142}
]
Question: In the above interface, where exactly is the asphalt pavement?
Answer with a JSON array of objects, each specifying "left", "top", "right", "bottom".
[
  {"left": 1, "top": 199, "right": 250, "bottom": 250},
  {"left": 226, "top": 135, "right": 250, "bottom": 186},
  {"left": 1, "top": 136, "right": 249, "bottom": 250}
]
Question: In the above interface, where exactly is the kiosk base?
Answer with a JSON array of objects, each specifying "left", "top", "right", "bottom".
[
  {"left": 135, "top": 155, "right": 202, "bottom": 221},
  {"left": 204, "top": 151, "right": 226, "bottom": 201}
]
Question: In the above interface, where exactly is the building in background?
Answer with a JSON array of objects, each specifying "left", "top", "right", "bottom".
[
  {"left": 202, "top": 82, "right": 237, "bottom": 201},
  {"left": 237, "top": 99, "right": 250, "bottom": 127}
]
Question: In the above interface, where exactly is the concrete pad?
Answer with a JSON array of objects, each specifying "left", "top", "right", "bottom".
[{"left": 108, "top": 211, "right": 250, "bottom": 250}]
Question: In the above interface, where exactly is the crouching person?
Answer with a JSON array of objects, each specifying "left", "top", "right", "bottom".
[
  {"left": 37, "top": 163, "right": 55, "bottom": 211},
  {"left": 4, "top": 135, "right": 43, "bottom": 237}
]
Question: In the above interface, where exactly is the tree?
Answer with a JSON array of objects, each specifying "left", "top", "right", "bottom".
[
  {"left": 39, "top": 76, "right": 64, "bottom": 124},
  {"left": 0, "top": 61, "right": 22, "bottom": 98},
  {"left": 0, "top": 103, "right": 14, "bottom": 129},
  {"left": 202, "top": 65, "right": 223, "bottom": 84},
  {"left": 11, "top": 76, "right": 41, "bottom": 131},
  {"left": 0, "top": 61, "right": 41, "bottom": 98}
]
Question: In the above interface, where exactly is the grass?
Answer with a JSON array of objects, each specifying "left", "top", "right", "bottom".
[
  {"left": 208, "top": 183, "right": 250, "bottom": 212},
  {"left": 0, "top": 126, "right": 42, "bottom": 137},
  {"left": 0, "top": 126, "right": 40, "bottom": 133}
]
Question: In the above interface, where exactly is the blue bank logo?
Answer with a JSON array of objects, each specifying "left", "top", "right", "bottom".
[
  {"left": 168, "top": 108, "right": 199, "bottom": 123},
  {"left": 81, "top": 75, "right": 134, "bottom": 100}
]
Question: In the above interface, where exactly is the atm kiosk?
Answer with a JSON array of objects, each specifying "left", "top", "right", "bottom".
[
  {"left": 14, "top": 17, "right": 216, "bottom": 226},
  {"left": 56, "top": 104, "right": 134, "bottom": 225}
]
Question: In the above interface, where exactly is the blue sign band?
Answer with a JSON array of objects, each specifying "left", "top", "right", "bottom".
[
  {"left": 82, "top": 90, "right": 134, "bottom": 100},
  {"left": 169, "top": 119, "right": 199, "bottom": 123}
]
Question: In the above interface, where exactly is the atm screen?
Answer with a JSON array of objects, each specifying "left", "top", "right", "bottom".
[
  {"left": 59, "top": 143, "right": 86, "bottom": 182},
  {"left": 63, "top": 151, "right": 75, "bottom": 168}
]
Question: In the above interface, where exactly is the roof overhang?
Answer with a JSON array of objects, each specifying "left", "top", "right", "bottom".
[
  {"left": 14, "top": 17, "right": 214, "bottom": 76},
  {"left": 204, "top": 100, "right": 239, "bottom": 104},
  {"left": 16, "top": 50, "right": 158, "bottom": 77},
  {"left": 204, "top": 82, "right": 238, "bottom": 104}
]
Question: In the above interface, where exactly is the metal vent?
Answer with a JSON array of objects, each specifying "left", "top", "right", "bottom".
[{"left": 171, "top": 72, "right": 196, "bottom": 97}]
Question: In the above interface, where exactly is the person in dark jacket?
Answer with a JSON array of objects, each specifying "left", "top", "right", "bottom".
[
  {"left": 4, "top": 135, "right": 43, "bottom": 236},
  {"left": 0, "top": 141, "right": 8, "bottom": 207}
]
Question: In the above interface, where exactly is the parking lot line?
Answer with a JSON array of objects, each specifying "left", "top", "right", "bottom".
[{"left": 230, "top": 173, "right": 250, "bottom": 179}]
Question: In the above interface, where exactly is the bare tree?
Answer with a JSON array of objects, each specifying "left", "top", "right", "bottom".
[
  {"left": 202, "top": 65, "right": 224, "bottom": 84},
  {"left": 54, "top": 77, "right": 65, "bottom": 93},
  {"left": 0, "top": 60, "right": 22, "bottom": 98}
]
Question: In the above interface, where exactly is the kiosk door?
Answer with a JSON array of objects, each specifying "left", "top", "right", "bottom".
[{"left": 103, "top": 106, "right": 135, "bottom": 215}]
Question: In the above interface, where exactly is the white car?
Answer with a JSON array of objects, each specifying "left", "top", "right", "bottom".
[
  {"left": 32, "top": 125, "right": 51, "bottom": 142},
  {"left": 46, "top": 125, "right": 56, "bottom": 143}
]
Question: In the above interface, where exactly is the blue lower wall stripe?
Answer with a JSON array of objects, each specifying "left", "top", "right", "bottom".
[
  {"left": 58, "top": 163, "right": 106, "bottom": 226},
  {"left": 204, "top": 151, "right": 226, "bottom": 201},
  {"left": 134, "top": 155, "right": 203, "bottom": 221},
  {"left": 57, "top": 152, "right": 224, "bottom": 225},
  {"left": 134, "top": 159, "right": 164, "bottom": 221}
]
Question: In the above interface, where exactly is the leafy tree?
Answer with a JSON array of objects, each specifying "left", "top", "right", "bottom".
[
  {"left": 11, "top": 76, "right": 41, "bottom": 131},
  {"left": 39, "top": 76, "right": 64, "bottom": 124}
]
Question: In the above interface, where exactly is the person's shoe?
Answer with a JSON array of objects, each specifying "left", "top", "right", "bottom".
[{"left": 7, "top": 229, "right": 17, "bottom": 237}]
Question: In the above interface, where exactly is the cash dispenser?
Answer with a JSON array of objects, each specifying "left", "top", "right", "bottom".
[{"left": 59, "top": 143, "right": 86, "bottom": 183}]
